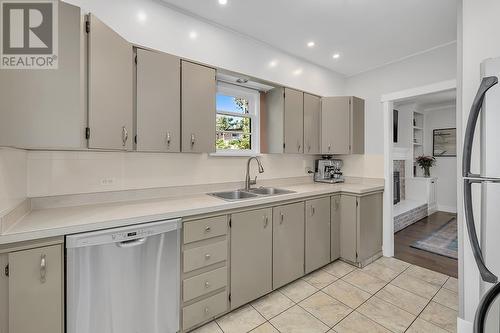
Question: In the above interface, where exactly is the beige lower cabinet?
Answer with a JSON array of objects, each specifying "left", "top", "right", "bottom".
[
  {"left": 272, "top": 202, "right": 305, "bottom": 289},
  {"left": 340, "top": 192, "right": 383, "bottom": 266},
  {"left": 182, "top": 215, "right": 229, "bottom": 332},
  {"left": 305, "top": 197, "right": 331, "bottom": 273},
  {"left": 330, "top": 195, "right": 341, "bottom": 261},
  {"left": 230, "top": 208, "right": 272, "bottom": 309},
  {"left": 0, "top": 238, "right": 64, "bottom": 333}
]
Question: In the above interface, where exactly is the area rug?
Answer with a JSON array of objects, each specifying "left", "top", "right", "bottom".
[{"left": 411, "top": 218, "right": 458, "bottom": 259}]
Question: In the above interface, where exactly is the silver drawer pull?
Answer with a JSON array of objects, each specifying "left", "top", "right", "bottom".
[
  {"left": 191, "top": 134, "right": 196, "bottom": 146},
  {"left": 280, "top": 212, "right": 284, "bottom": 224},
  {"left": 205, "top": 226, "right": 211, "bottom": 233},
  {"left": 40, "top": 254, "right": 46, "bottom": 283},
  {"left": 205, "top": 253, "right": 211, "bottom": 260},
  {"left": 328, "top": 144, "right": 331, "bottom": 151},
  {"left": 205, "top": 281, "right": 210, "bottom": 289},
  {"left": 263, "top": 215, "right": 268, "bottom": 228},
  {"left": 166, "top": 132, "right": 171, "bottom": 146},
  {"left": 310, "top": 206, "right": 315, "bottom": 216},
  {"left": 204, "top": 307, "right": 210, "bottom": 315}
]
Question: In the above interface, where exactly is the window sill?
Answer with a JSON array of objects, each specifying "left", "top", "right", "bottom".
[{"left": 210, "top": 151, "right": 262, "bottom": 157}]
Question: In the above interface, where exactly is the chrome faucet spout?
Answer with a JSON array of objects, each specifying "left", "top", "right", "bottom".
[{"left": 245, "top": 156, "right": 264, "bottom": 190}]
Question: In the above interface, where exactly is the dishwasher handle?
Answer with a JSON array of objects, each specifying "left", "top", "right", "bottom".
[{"left": 116, "top": 237, "right": 147, "bottom": 248}]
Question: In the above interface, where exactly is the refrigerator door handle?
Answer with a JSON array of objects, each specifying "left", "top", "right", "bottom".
[
  {"left": 462, "top": 76, "right": 499, "bottom": 284},
  {"left": 464, "top": 179, "right": 498, "bottom": 283},
  {"left": 474, "top": 281, "right": 500, "bottom": 333},
  {"left": 463, "top": 76, "right": 498, "bottom": 177}
]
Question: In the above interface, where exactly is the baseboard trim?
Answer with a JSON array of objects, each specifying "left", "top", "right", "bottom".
[
  {"left": 457, "top": 317, "right": 472, "bottom": 333},
  {"left": 438, "top": 205, "right": 457, "bottom": 213}
]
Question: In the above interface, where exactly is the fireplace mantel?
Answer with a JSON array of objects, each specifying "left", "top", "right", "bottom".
[{"left": 392, "top": 147, "right": 410, "bottom": 160}]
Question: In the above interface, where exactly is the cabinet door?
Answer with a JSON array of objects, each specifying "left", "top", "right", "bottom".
[
  {"left": 136, "top": 49, "right": 180, "bottom": 152},
  {"left": 303, "top": 93, "right": 321, "bottom": 154},
  {"left": 339, "top": 195, "right": 357, "bottom": 263},
  {"left": 358, "top": 193, "right": 383, "bottom": 262},
  {"left": 230, "top": 208, "right": 272, "bottom": 309},
  {"left": 0, "top": 2, "right": 85, "bottom": 149},
  {"left": 351, "top": 97, "right": 365, "bottom": 154},
  {"left": 181, "top": 61, "right": 216, "bottom": 153},
  {"left": 88, "top": 14, "right": 133, "bottom": 150},
  {"left": 284, "top": 88, "right": 304, "bottom": 154},
  {"left": 273, "top": 202, "right": 305, "bottom": 288},
  {"left": 8, "top": 245, "right": 63, "bottom": 333},
  {"left": 321, "top": 97, "right": 350, "bottom": 154},
  {"left": 331, "top": 195, "right": 341, "bottom": 261},
  {"left": 305, "top": 197, "right": 331, "bottom": 273}
]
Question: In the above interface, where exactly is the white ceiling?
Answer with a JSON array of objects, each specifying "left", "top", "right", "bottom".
[{"left": 160, "top": 0, "right": 457, "bottom": 77}]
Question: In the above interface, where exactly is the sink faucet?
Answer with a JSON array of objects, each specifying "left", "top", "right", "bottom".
[{"left": 245, "top": 156, "right": 264, "bottom": 190}]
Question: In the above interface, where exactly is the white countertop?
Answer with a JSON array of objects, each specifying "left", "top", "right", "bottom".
[{"left": 0, "top": 182, "right": 383, "bottom": 245}]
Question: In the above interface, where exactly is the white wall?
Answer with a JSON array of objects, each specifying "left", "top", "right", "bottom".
[
  {"left": 0, "top": 148, "right": 27, "bottom": 215},
  {"left": 423, "top": 106, "right": 457, "bottom": 212},
  {"left": 459, "top": 0, "right": 500, "bottom": 327},
  {"left": 345, "top": 43, "right": 458, "bottom": 155}
]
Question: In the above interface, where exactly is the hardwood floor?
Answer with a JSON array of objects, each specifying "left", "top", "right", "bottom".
[{"left": 394, "top": 211, "right": 458, "bottom": 278}]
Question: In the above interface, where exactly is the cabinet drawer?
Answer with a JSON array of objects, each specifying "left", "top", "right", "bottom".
[
  {"left": 183, "top": 291, "right": 227, "bottom": 330},
  {"left": 183, "top": 267, "right": 227, "bottom": 302},
  {"left": 183, "top": 241, "right": 227, "bottom": 273},
  {"left": 184, "top": 216, "right": 227, "bottom": 244}
]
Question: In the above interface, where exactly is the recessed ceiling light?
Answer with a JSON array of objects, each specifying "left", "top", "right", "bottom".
[
  {"left": 137, "top": 11, "right": 147, "bottom": 22},
  {"left": 236, "top": 78, "right": 248, "bottom": 84},
  {"left": 307, "top": 41, "right": 315, "bottom": 48},
  {"left": 293, "top": 68, "right": 303, "bottom": 76},
  {"left": 189, "top": 31, "right": 198, "bottom": 39},
  {"left": 218, "top": 0, "right": 228, "bottom": 5},
  {"left": 269, "top": 60, "right": 278, "bottom": 68},
  {"left": 332, "top": 53, "right": 340, "bottom": 59}
]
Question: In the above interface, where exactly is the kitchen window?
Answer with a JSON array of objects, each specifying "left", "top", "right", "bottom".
[{"left": 215, "top": 82, "right": 260, "bottom": 156}]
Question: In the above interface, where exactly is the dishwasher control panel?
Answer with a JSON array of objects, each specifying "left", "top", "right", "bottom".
[{"left": 111, "top": 228, "right": 155, "bottom": 241}]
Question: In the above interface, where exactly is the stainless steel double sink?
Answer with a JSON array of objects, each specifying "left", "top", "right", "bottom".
[{"left": 208, "top": 187, "right": 296, "bottom": 201}]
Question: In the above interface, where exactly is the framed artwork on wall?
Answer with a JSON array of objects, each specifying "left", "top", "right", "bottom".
[
  {"left": 393, "top": 109, "right": 398, "bottom": 143},
  {"left": 433, "top": 128, "right": 456, "bottom": 157}
]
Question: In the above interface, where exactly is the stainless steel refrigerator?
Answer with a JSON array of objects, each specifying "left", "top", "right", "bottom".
[{"left": 463, "top": 57, "right": 500, "bottom": 332}]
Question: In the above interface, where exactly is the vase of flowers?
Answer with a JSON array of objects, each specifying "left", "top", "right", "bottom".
[{"left": 416, "top": 155, "right": 436, "bottom": 177}]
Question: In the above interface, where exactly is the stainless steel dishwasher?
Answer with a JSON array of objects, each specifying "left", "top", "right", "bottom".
[{"left": 66, "top": 219, "right": 181, "bottom": 333}]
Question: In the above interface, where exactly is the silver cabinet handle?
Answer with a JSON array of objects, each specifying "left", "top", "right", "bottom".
[
  {"left": 307, "top": 144, "right": 311, "bottom": 152},
  {"left": 205, "top": 253, "right": 211, "bottom": 260},
  {"left": 40, "top": 254, "right": 46, "bottom": 283},
  {"left": 297, "top": 142, "right": 301, "bottom": 151},
  {"left": 122, "top": 126, "right": 128, "bottom": 147},
  {"left": 310, "top": 206, "right": 315, "bottom": 216},
  {"left": 191, "top": 134, "right": 196, "bottom": 146},
  {"left": 166, "top": 132, "right": 171, "bottom": 146},
  {"left": 280, "top": 212, "right": 284, "bottom": 224},
  {"left": 263, "top": 215, "right": 268, "bottom": 228},
  {"left": 205, "top": 281, "right": 210, "bottom": 289},
  {"left": 328, "top": 144, "right": 331, "bottom": 151},
  {"left": 205, "top": 226, "right": 211, "bottom": 233},
  {"left": 204, "top": 307, "right": 210, "bottom": 315}
]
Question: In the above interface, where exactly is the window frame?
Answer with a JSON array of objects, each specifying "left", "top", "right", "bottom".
[{"left": 212, "top": 82, "right": 260, "bottom": 156}]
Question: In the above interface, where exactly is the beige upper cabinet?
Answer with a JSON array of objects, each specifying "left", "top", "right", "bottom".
[
  {"left": 230, "top": 208, "right": 272, "bottom": 309},
  {"left": 305, "top": 197, "right": 331, "bottom": 273},
  {"left": 87, "top": 14, "right": 133, "bottom": 150},
  {"left": 181, "top": 61, "right": 216, "bottom": 153},
  {"left": 7, "top": 244, "right": 64, "bottom": 333},
  {"left": 330, "top": 195, "right": 341, "bottom": 261},
  {"left": 272, "top": 202, "right": 305, "bottom": 289},
  {"left": 284, "top": 88, "right": 304, "bottom": 154},
  {"left": 136, "top": 49, "right": 181, "bottom": 152},
  {"left": 321, "top": 96, "right": 365, "bottom": 155},
  {"left": 303, "top": 93, "right": 321, "bottom": 155},
  {"left": 264, "top": 87, "right": 304, "bottom": 154},
  {"left": 0, "top": 2, "right": 86, "bottom": 149},
  {"left": 340, "top": 192, "right": 383, "bottom": 265}
]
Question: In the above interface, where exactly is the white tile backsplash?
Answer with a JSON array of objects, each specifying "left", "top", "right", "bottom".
[{"left": 0, "top": 148, "right": 27, "bottom": 215}]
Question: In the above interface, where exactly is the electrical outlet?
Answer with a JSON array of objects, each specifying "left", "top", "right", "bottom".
[{"left": 100, "top": 177, "right": 116, "bottom": 186}]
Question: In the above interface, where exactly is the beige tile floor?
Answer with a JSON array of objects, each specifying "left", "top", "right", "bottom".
[{"left": 191, "top": 257, "right": 458, "bottom": 333}]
